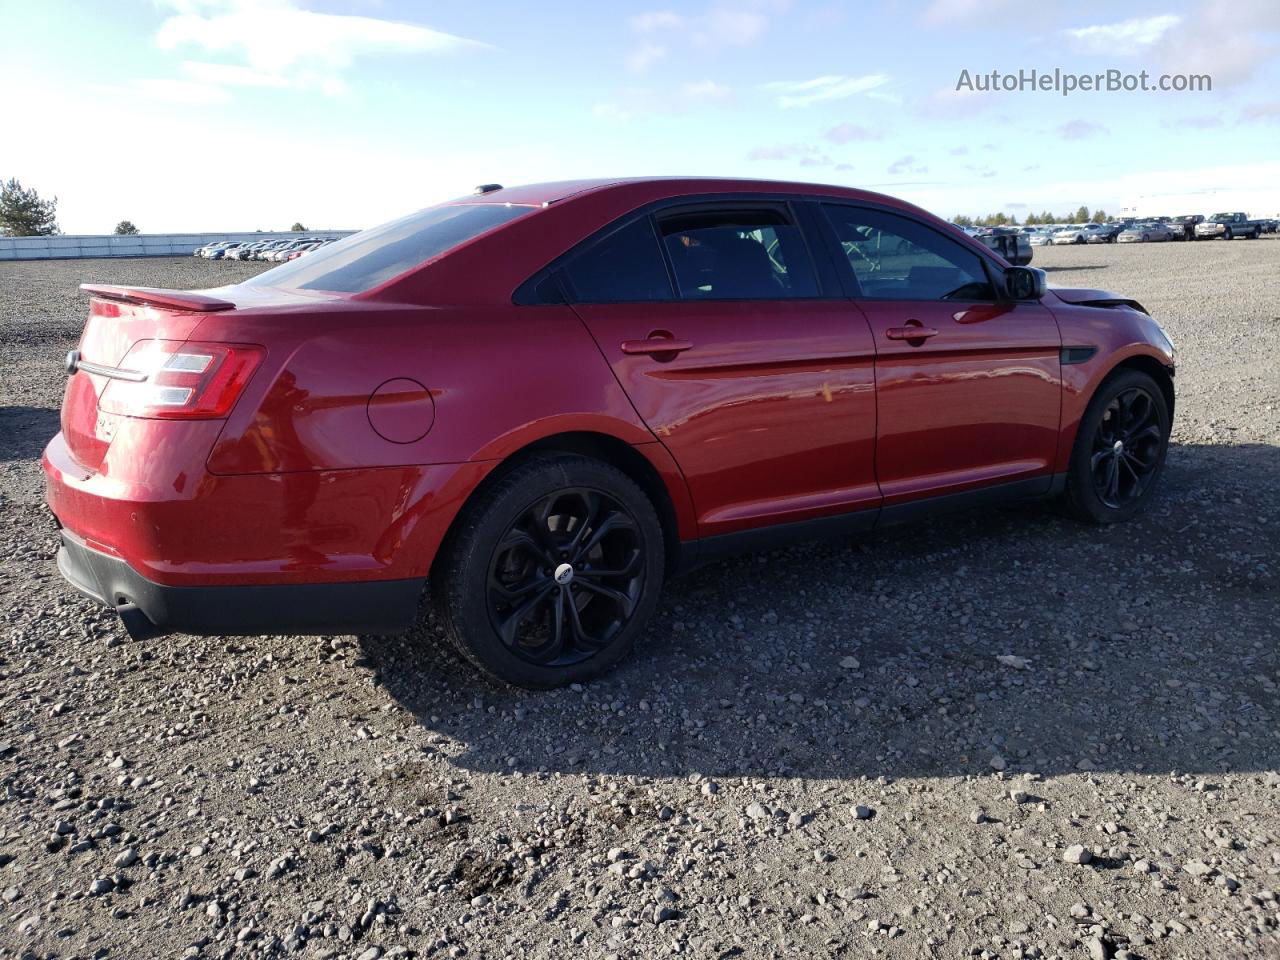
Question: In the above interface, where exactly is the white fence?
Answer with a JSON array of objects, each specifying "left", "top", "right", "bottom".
[{"left": 0, "top": 230, "right": 358, "bottom": 261}]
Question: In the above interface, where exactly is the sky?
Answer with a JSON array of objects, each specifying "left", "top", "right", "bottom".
[{"left": 2, "top": 0, "right": 1278, "bottom": 234}]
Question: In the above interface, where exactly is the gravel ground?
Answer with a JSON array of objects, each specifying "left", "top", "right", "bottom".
[{"left": 1, "top": 242, "right": 1278, "bottom": 960}]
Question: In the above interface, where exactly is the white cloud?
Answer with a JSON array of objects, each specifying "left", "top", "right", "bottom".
[
  {"left": 624, "top": 2, "right": 784, "bottom": 72},
  {"left": 763, "top": 73, "right": 890, "bottom": 108},
  {"left": 888, "top": 155, "right": 928, "bottom": 175},
  {"left": 1065, "top": 14, "right": 1183, "bottom": 53},
  {"left": 824, "top": 122, "right": 883, "bottom": 144},
  {"left": 682, "top": 80, "right": 734, "bottom": 102},
  {"left": 180, "top": 60, "right": 292, "bottom": 89},
  {"left": 591, "top": 81, "right": 735, "bottom": 121},
  {"left": 1153, "top": 0, "right": 1280, "bottom": 87},
  {"left": 1240, "top": 101, "right": 1280, "bottom": 123},
  {"left": 1056, "top": 119, "right": 1108, "bottom": 140},
  {"left": 154, "top": 0, "right": 488, "bottom": 96},
  {"left": 626, "top": 42, "right": 668, "bottom": 72},
  {"left": 919, "top": 85, "right": 992, "bottom": 117},
  {"left": 922, "top": 0, "right": 1016, "bottom": 25},
  {"left": 96, "top": 77, "right": 233, "bottom": 105},
  {"left": 629, "top": 10, "right": 685, "bottom": 32},
  {"left": 699, "top": 5, "right": 770, "bottom": 46},
  {"left": 747, "top": 143, "right": 821, "bottom": 161}
]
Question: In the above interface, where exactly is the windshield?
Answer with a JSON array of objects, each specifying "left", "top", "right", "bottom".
[
  {"left": 246, "top": 202, "right": 538, "bottom": 294},
  {"left": 1209, "top": 213, "right": 1231, "bottom": 220}
]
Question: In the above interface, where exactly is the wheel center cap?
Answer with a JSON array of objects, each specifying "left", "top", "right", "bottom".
[
  {"left": 1113, "top": 440, "right": 1125, "bottom": 454},
  {"left": 553, "top": 562, "right": 575, "bottom": 586}
]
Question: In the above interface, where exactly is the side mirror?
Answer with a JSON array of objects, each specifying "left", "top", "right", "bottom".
[{"left": 1005, "top": 266, "right": 1047, "bottom": 301}]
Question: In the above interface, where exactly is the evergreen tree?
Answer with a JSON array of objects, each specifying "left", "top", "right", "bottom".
[{"left": 0, "top": 178, "right": 59, "bottom": 236}]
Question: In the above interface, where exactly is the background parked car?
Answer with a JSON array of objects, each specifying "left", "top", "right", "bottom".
[
  {"left": 1085, "top": 223, "right": 1123, "bottom": 244},
  {"left": 207, "top": 242, "right": 244, "bottom": 260},
  {"left": 1171, "top": 215, "right": 1203, "bottom": 240},
  {"left": 1051, "top": 224, "right": 1100, "bottom": 244},
  {"left": 1195, "top": 212, "right": 1263, "bottom": 240},
  {"left": 1118, "top": 221, "right": 1174, "bottom": 243}
]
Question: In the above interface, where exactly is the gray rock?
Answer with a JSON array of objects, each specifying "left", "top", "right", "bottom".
[{"left": 1063, "top": 845, "right": 1092, "bottom": 865}]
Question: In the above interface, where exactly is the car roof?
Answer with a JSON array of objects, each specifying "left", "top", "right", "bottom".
[{"left": 451, "top": 176, "right": 919, "bottom": 209}]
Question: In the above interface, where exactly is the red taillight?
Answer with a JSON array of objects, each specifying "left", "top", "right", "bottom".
[{"left": 98, "top": 340, "right": 264, "bottom": 419}]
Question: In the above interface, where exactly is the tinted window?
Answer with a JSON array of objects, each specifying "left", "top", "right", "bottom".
[
  {"left": 562, "top": 217, "right": 673, "bottom": 302},
  {"left": 823, "top": 205, "right": 996, "bottom": 301},
  {"left": 656, "top": 208, "right": 819, "bottom": 300},
  {"left": 247, "top": 203, "right": 536, "bottom": 294}
]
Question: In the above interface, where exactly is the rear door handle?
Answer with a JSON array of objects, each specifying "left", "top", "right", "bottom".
[
  {"left": 620, "top": 338, "right": 693, "bottom": 357},
  {"left": 886, "top": 326, "right": 939, "bottom": 341}
]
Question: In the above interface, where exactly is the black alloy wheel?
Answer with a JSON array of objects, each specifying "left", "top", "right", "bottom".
[
  {"left": 1065, "top": 369, "right": 1171, "bottom": 523},
  {"left": 1090, "top": 387, "right": 1163, "bottom": 509},
  {"left": 434, "top": 454, "right": 664, "bottom": 688},
  {"left": 486, "top": 488, "right": 645, "bottom": 667}
]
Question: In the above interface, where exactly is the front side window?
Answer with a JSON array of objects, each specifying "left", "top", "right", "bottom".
[
  {"left": 655, "top": 207, "right": 820, "bottom": 300},
  {"left": 247, "top": 203, "right": 537, "bottom": 294},
  {"left": 823, "top": 205, "right": 996, "bottom": 301}
]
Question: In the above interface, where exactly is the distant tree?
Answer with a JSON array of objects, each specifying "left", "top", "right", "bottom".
[
  {"left": 952, "top": 214, "right": 974, "bottom": 227},
  {"left": 0, "top": 178, "right": 59, "bottom": 237},
  {"left": 1025, "top": 212, "right": 1040, "bottom": 225},
  {"left": 1007, "top": 214, "right": 1019, "bottom": 226},
  {"left": 290, "top": 222, "right": 307, "bottom": 232},
  {"left": 1091, "top": 209, "right": 1108, "bottom": 224},
  {"left": 114, "top": 220, "right": 140, "bottom": 235},
  {"left": 1072, "top": 205, "right": 1090, "bottom": 224}
]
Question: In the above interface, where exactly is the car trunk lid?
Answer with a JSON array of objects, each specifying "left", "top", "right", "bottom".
[{"left": 61, "top": 287, "right": 232, "bottom": 472}]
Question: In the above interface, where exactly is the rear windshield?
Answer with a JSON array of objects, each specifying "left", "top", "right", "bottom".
[{"left": 246, "top": 203, "right": 537, "bottom": 293}]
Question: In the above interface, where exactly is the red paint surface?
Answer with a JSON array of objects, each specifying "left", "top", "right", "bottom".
[{"left": 45, "top": 178, "right": 1173, "bottom": 591}]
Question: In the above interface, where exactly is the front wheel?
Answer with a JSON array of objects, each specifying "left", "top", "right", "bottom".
[
  {"left": 1064, "top": 370, "right": 1170, "bottom": 524},
  {"left": 433, "top": 454, "right": 665, "bottom": 688}
]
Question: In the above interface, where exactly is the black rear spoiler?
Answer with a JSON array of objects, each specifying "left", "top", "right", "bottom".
[{"left": 80, "top": 284, "right": 236, "bottom": 312}]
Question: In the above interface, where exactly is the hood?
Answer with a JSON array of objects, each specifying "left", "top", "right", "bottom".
[{"left": 1048, "top": 286, "right": 1148, "bottom": 314}]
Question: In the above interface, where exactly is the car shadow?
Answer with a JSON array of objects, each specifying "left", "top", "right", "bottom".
[
  {"left": 362, "top": 440, "right": 1279, "bottom": 783},
  {"left": 0, "top": 406, "right": 60, "bottom": 461}
]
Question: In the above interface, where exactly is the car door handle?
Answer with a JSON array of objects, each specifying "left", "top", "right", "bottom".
[
  {"left": 620, "top": 337, "right": 693, "bottom": 356},
  {"left": 886, "top": 326, "right": 939, "bottom": 341}
]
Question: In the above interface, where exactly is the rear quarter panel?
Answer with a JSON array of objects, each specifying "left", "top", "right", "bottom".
[{"left": 199, "top": 303, "right": 658, "bottom": 473}]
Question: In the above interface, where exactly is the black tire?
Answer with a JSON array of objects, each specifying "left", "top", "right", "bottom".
[
  {"left": 1064, "top": 369, "right": 1171, "bottom": 524},
  {"left": 432, "top": 454, "right": 665, "bottom": 688},
  {"left": 1223, "top": 228, "right": 1232, "bottom": 240}
]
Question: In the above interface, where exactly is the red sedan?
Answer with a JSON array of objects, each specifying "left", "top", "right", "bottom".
[{"left": 44, "top": 178, "right": 1175, "bottom": 687}]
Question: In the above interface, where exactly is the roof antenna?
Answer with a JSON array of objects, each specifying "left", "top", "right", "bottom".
[{"left": 474, "top": 183, "right": 503, "bottom": 195}]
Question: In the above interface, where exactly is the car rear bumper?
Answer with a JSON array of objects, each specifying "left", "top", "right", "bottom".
[
  {"left": 56, "top": 528, "right": 423, "bottom": 638},
  {"left": 43, "top": 429, "right": 485, "bottom": 588}
]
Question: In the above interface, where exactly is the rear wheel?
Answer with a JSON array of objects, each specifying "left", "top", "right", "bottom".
[
  {"left": 1064, "top": 370, "right": 1170, "bottom": 524},
  {"left": 433, "top": 454, "right": 665, "bottom": 688}
]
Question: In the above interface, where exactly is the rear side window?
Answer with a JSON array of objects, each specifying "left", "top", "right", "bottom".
[
  {"left": 823, "top": 205, "right": 996, "bottom": 301},
  {"left": 247, "top": 203, "right": 536, "bottom": 294},
  {"left": 656, "top": 208, "right": 819, "bottom": 300},
  {"left": 562, "top": 217, "right": 674, "bottom": 302}
]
